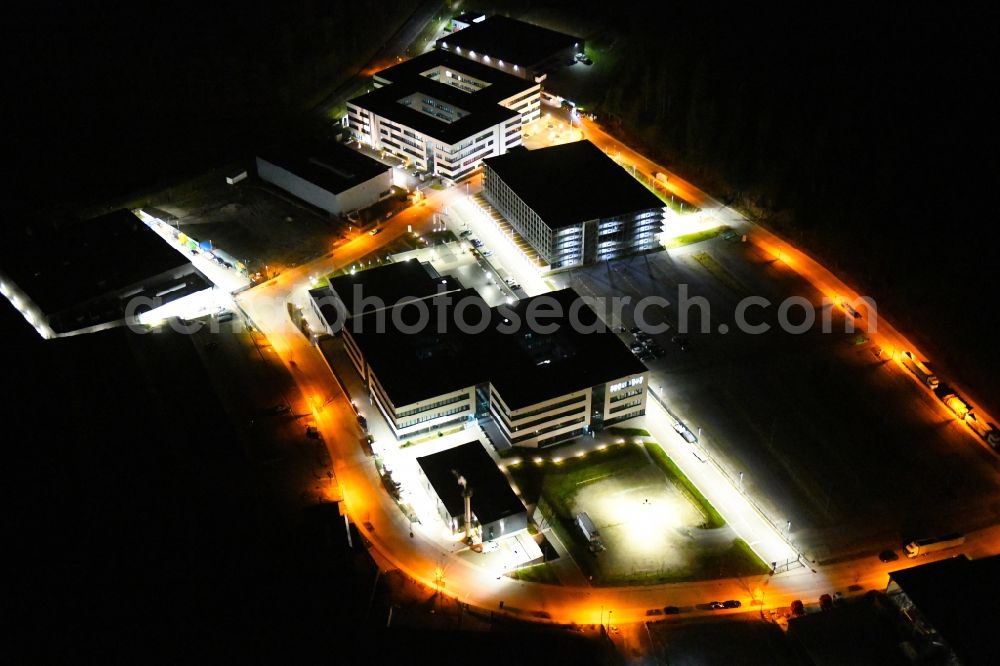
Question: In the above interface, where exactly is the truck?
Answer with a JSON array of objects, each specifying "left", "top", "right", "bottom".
[
  {"left": 903, "top": 533, "right": 965, "bottom": 558},
  {"left": 900, "top": 351, "right": 939, "bottom": 389},
  {"left": 576, "top": 512, "right": 603, "bottom": 551},
  {"left": 934, "top": 384, "right": 972, "bottom": 420}
]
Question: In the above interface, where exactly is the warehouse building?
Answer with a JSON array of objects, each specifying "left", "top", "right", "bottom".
[
  {"left": 450, "top": 11, "right": 486, "bottom": 32},
  {"left": 483, "top": 140, "right": 666, "bottom": 268},
  {"left": 347, "top": 49, "right": 539, "bottom": 182},
  {"left": 436, "top": 15, "right": 583, "bottom": 82},
  {"left": 886, "top": 554, "right": 999, "bottom": 665},
  {"left": 416, "top": 440, "right": 528, "bottom": 541},
  {"left": 0, "top": 209, "right": 209, "bottom": 338},
  {"left": 256, "top": 142, "right": 392, "bottom": 216},
  {"left": 312, "top": 263, "right": 648, "bottom": 446}
]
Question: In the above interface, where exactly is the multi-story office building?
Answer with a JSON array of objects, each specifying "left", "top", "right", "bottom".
[
  {"left": 436, "top": 15, "right": 583, "bottom": 82},
  {"left": 347, "top": 50, "right": 540, "bottom": 182},
  {"left": 485, "top": 289, "right": 649, "bottom": 447},
  {"left": 312, "top": 263, "right": 649, "bottom": 447},
  {"left": 483, "top": 140, "right": 667, "bottom": 268}
]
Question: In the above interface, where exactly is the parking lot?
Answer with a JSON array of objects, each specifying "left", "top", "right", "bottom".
[
  {"left": 142, "top": 169, "right": 350, "bottom": 276},
  {"left": 550, "top": 235, "right": 1000, "bottom": 562}
]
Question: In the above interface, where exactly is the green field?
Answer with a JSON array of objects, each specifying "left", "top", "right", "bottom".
[{"left": 512, "top": 442, "right": 767, "bottom": 585}]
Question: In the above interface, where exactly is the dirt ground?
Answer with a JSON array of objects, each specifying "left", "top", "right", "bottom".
[{"left": 143, "top": 170, "right": 399, "bottom": 274}]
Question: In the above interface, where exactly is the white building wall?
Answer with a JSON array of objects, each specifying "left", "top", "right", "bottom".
[
  {"left": 602, "top": 372, "right": 649, "bottom": 425},
  {"left": 490, "top": 385, "right": 591, "bottom": 448},
  {"left": 256, "top": 157, "right": 390, "bottom": 216}
]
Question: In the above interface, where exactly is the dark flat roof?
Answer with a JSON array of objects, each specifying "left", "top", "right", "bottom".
[
  {"left": 348, "top": 288, "right": 489, "bottom": 407},
  {"left": 0, "top": 209, "right": 192, "bottom": 315},
  {"left": 374, "top": 49, "right": 535, "bottom": 103},
  {"left": 258, "top": 141, "right": 390, "bottom": 195},
  {"left": 349, "top": 74, "right": 519, "bottom": 146},
  {"left": 322, "top": 259, "right": 458, "bottom": 320},
  {"left": 436, "top": 15, "right": 581, "bottom": 67},
  {"left": 889, "top": 555, "right": 1000, "bottom": 665},
  {"left": 452, "top": 11, "right": 485, "bottom": 25},
  {"left": 345, "top": 283, "right": 646, "bottom": 409},
  {"left": 487, "top": 289, "right": 648, "bottom": 409},
  {"left": 416, "top": 441, "right": 525, "bottom": 524},
  {"left": 484, "top": 140, "right": 665, "bottom": 229}
]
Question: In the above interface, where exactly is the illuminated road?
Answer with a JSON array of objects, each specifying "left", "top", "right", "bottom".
[
  {"left": 560, "top": 108, "right": 999, "bottom": 450},
  {"left": 226, "top": 79, "right": 1000, "bottom": 625},
  {"left": 233, "top": 179, "right": 999, "bottom": 626}
]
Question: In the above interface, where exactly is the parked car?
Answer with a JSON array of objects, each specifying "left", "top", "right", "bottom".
[
  {"left": 707, "top": 601, "right": 726, "bottom": 610},
  {"left": 723, "top": 600, "right": 742, "bottom": 609},
  {"left": 663, "top": 606, "right": 680, "bottom": 615},
  {"left": 482, "top": 250, "right": 493, "bottom": 257},
  {"left": 878, "top": 549, "right": 899, "bottom": 563},
  {"left": 369, "top": 227, "right": 382, "bottom": 236}
]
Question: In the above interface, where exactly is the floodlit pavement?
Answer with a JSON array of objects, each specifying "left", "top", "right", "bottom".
[
  {"left": 228, "top": 102, "right": 1000, "bottom": 626},
  {"left": 644, "top": 397, "right": 795, "bottom": 566}
]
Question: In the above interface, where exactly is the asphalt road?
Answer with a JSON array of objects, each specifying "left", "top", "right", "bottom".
[
  {"left": 225, "top": 32, "right": 1000, "bottom": 627},
  {"left": 234, "top": 178, "right": 1000, "bottom": 626}
]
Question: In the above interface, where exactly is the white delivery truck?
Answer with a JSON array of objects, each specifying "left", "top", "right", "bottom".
[
  {"left": 903, "top": 533, "right": 965, "bottom": 558},
  {"left": 576, "top": 512, "right": 603, "bottom": 552}
]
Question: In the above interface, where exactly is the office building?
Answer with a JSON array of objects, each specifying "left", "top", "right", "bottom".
[
  {"left": 436, "top": 15, "right": 583, "bottom": 82},
  {"left": 483, "top": 140, "right": 666, "bottom": 268},
  {"left": 312, "top": 263, "right": 649, "bottom": 446},
  {"left": 347, "top": 50, "right": 540, "bottom": 182}
]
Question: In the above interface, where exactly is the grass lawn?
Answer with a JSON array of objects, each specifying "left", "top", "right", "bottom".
[
  {"left": 515, "top": 441, "right": 769, "bottom": 585},
  {"left": 666, "top": 226, "right": 729, "bottom": 249},
  {"left": 644, "top": 442, "right": 726, "bottom": 529},
  {"left": 599, "top": 538, "right": 770, "bottom": 585},
  {"left": 506, "top": 443, "right": 649, "bottom": 511},
  {"left": 608, "top": 426, "right": 651, "bottom": 438},
  {"left": 508, "top": 562, "right": 561, "bottom": 585},
  {"left": 692, "top": 251, "right": 750, "bottom": 297}
]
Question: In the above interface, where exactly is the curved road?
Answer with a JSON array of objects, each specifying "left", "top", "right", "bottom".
[{"left": 234, "top": 180, "right": 1000, "bottom": 626}]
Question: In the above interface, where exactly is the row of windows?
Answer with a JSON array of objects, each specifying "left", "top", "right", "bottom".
[
  {"left": 511, "top": 415, "right": 587, "bottom": 444},
  {"left": 483, "top": 173, "right": 554, "bottom": 259},
  {"left": 537, "top": 426, "right": 588, "bottom": 448},
  {"left": 609, "top": 387, "right": 643, "bottom": 403},
  {"left": 396, "top": 392, "right": 469, "bottom": 418},
  {"left": 492, "top": 390, "right": 585, "bottom": 421},
  {"left": 510, "top": 405, "right": 587, "bottom": 433},
  {"left": 604, "top": 410, "right": 644, "bottom": 427},
  {"left": 398, "top": 403, "right": 470, "bottom": 429},
  {"left": 610, "top": 399, "right": 643, "bottom": 414}
]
